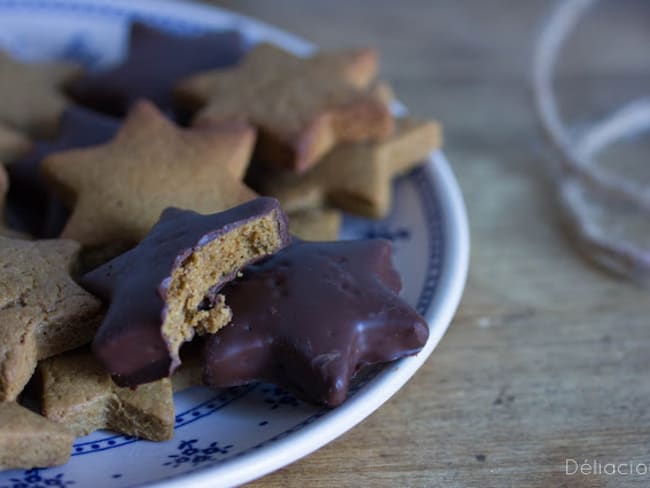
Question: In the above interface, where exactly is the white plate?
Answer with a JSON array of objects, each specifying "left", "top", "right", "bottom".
[{"left": 0, "top": 1, "right": 470, "bottom": 486}]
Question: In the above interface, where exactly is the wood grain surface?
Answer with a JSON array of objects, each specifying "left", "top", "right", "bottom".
[{"left": 201, "top": 1, "right": 650, "bottom": 486}]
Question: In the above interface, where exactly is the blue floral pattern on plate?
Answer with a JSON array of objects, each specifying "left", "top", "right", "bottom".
[
  {"left": 163, "top": 440, "right": 234, "bottom": 469},
  {"left": 1, "top": 469, "right": 74, "bottom": 488}
]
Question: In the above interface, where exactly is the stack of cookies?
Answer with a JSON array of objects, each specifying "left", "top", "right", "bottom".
[{"left": 0, "top": 22, "right": 441, "bottom": 470}]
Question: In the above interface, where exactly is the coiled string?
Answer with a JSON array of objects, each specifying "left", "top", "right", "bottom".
[{"left": 532, "top": 0, "right": 650, "bottom": 283}]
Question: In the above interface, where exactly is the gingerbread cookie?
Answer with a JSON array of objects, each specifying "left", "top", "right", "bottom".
[
  {"left": 203, "top": 239, "right": 429, "bottom": 407},
  {"left": 42, "top": 100, "right": 257, "bottom": 248},
  {"left": 0, "top": 50, "right": 81, "bottom": 137},
  {"left": 289, "top": 208, "right": 342, "bottom": 241},
  {"left": 0, "top": 123, "right": 31, "bottom": 162},
  {"left": 0, "top": 402, "right": 73, "bottom": 469},
  {"left": 81, "top": 197, "right": 290, "bottom": 386},
  {"left": 8, "top": 105, "right": 120, "bottom": 238},
  {"left": 0, "top": 237, "right": 102, "bottom": 401},
  {"left": 68, "top": 22, "right": 245, "bottom": 116},
  {"left": 176, "top": 43, "right": 394, "bottom": 172},
  {"left": 255, "top": 118, "right": 442, "bottom": 218},
  {"left": 39, "top": 350, "right": 174, "bottom": 441}
]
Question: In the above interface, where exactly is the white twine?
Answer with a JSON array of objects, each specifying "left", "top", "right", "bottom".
[{"left": 532, "top": 0, "right": 650, "bottom": 283}]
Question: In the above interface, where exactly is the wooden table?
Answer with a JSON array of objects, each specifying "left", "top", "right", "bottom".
[{"left": 205, "top": 1, "right": 650, "bottom": 486}]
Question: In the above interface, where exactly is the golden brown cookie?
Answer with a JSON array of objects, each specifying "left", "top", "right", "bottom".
[
  {"left": 289, "top": 208, "right": 342, "bottom": 241},
  {"left": 39, "top": 350, "right": 174, "bottom": 441},
  {"left": 0, "top": 237, "right": 102, "bottom": 401},
  {"left": 0, "top": 50, "right": 80, "bottom": 137},
  {"left": 256, "top": 118, "right": 442, "bottom": 218},
  {"left": 176, "top": 43, "right": 394, "bottom": 173},
  {"left": 0, "top": 123, "right": 31, "bottom": 162},
  {"left": 0, "top": 402, "right": 73, "bottom": 469},
  {"left": 42, "top": 100, "right": 257, "bottom": 249}
]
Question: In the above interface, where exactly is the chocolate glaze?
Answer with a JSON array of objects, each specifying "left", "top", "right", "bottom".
[
  {"left": 67, "top": 22, "right": 245, "bottom": 117},
  {"left": 6, "top": 105, "right": 120, "bottom": 237},
  {"left": 202, "top": 239, "right": 429, "bottom": 407},
  {"left": 81, "top": 197, "right": 290, "bottom": 387}
]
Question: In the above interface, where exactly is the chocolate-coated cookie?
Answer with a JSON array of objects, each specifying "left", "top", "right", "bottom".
[
  {"left": 203, "top": 239, "right": 429, "bottom": 407},
  {"left": 82, "top": 197, "right": 290, "bottom": 386}
]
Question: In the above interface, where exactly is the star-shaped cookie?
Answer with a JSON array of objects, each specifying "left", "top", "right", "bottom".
[
  {"left": 0, "top": 402, "right": 74, "bottom": 469},
  {"left": 0, "top": 123, "right": 31, "bottom": 162},
  {"left": 68, "top": 22, "right": 245, "bottom": 116},
  {"left": 176, "top": 43, "right": 394, "bottom": 172},
  {"left": 39, "top": 350, "right": 174, "bottom": 441},
  {"left": 0, "top": 50, "right": 81, "bottom": 137},
  {"left": 9, "top": 105, "right": 120, "bottom": 238},
  {"left": 0, "top": 236, "right": 102, "bottom": 401},
  {"left": 41, "top": 100, "right": 257, "bottom": 248},
  {"left": 202, "top": 239, "right": 429, "bottom": 407},
  {"left": 81, "top": 198, "right": 290, "bottom": 387},
  {"left": 254, "top": 118, "right": 442, "bottom": 218},
  {"left": 288, "top": 208, "right": 342, "bottom": 241}
]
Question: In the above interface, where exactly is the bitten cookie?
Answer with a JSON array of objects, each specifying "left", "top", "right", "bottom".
[
  {"left": 0, "top": 237, "right": 102, "bottom": 401},
  {"left": 39, "top": 350, "right": 174, "bottom": 441},
  {"left": 255, "top": 118, "right": 442, "bottom": 218},
  {"left": 0, "top": 50, "right": 80, "bottom": 137},
  {"left": 0, "top": 403, "right": 73, "bottom": 469},
  {"left": 67, "top": 22, "right": 245, "bottom": 116},
  {"left": 289, "top": 208, "right": 342, "bottom": 241},
  {"left": 202, "top": 239, "right": 429, "bottom": 407},
  {"left": 8, "top": 105, "right": 120, "bottom": 238},
  {"left": 41, "top": 100, "right": 257, "bottom": 249},
  {"left": 176, "top": 43, "right": 394, "bottom": 172},
  {"left": 0, "top": 123, "right": 31, "bottom": 162},
  {"left": 81, "top": 197, "right": 290, "bottom": 386}
]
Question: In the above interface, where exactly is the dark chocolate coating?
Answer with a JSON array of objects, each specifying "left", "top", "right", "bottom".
[
  {"left": 6, "top": 105, "right": 120, "bottom": 237},
  {"left": 81, "top": 197, "right": 290, "bottom": 386},
  {"left": 202, "top": 239, "right": 429, "bottom": 407},
  {"left": 66, "top": 22, "right": 245, "bottom": 116}
]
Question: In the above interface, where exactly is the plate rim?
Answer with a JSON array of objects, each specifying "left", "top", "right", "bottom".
[{"left": 0, "top": 0, "right": 470, "bottom": 486}]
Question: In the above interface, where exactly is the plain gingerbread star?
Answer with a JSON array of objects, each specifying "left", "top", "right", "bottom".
[
  {"left": 68, "top": 22, "right": 245, "bottom": 116},
  {"left": 0, "top": 236, "right": 102, "bottom": 401},
  {"left": 202, "top": 239, "right": 429, "bottom": 407},
  {"left": 0, "top": 50, "right": 81, "bottom": 137},
  {"left": 0, "top": 402, "right": 74, "bottom": 469},
  {"left": 254, "top": 118, "right": 442, "bottom": 218},
  {"left": 176, "top": 42, "right": 394, "bottom": 172},
  {"left": 40, "top": 350, "right": 175, "bottom": 441},
  {"left": 41, "top": 100, "right": 257, "bottom": 248},
  {"left": 8, "top": 105, "right": 121, "bottom": 238},
  {"left": 288, "top": 208, "right": 342, "bottom": 241}
]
